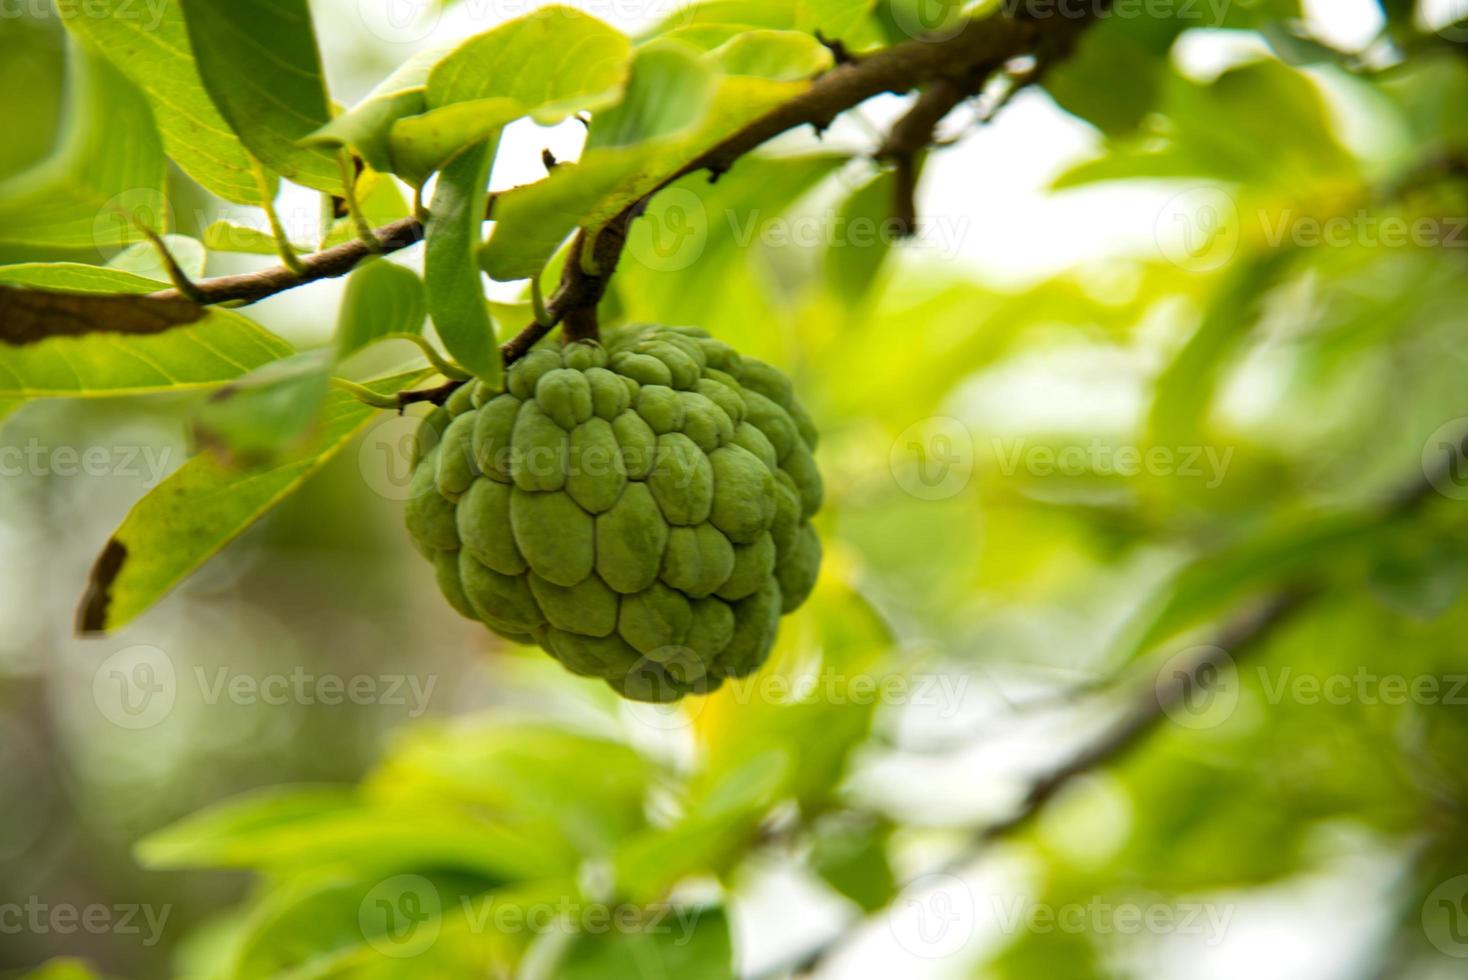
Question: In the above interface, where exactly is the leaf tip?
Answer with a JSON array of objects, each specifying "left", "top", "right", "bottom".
[{"left": 77, "top": 538, "right": 128, "bottom": 635}]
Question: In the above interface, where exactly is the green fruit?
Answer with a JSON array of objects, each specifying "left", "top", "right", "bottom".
[{"left": 404, "top": 325, "right": 822, "bottom": 701}]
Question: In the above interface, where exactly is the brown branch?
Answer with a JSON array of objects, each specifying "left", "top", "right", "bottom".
[
  {"left": 876, "top": 79, "right": 970, "bottom": 237},
  {"left": 150, "top": 217, "right": 425, "bottom": 306},
  {"left": 767, "top": 426, "right": 1468, "bottom": 979},
  {"left": 145, "top": 7, "right": 1104, "bottom": 364}
]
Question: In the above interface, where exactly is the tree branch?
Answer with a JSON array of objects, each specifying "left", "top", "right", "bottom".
[
  {"left": 767, "top": 427, "right": 1468, "bottom": 978},
  {"left": 145, "top": 7, "right": 1107, "bottom": 367}
]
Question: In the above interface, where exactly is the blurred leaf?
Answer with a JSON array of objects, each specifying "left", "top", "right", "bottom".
[
  {"left": 1056, "top": 60, "right": 1356, "bottom": 189},
  {"left": 810, "top": 817, "right": 896, "bottom": 912},
  {"left": 1044, "top": 15, "right": 1170, "bottom": 135},
  {"left": 57, "top": 0, "right": 259, "bottom": 202},
  {"left": 0, "top": 47, "right": 163, "bottom": 249},
  {"left": 0, "top": 264, "right": 290, "bottom": 397},
  {"left": 202, "top": 221, "right": 311, "bottom": 256},
  {"left": 138, "top": 783, "right": 561, "bottom": 880},
  {"left": 825, "top": 168, "right": 900, "bottom": 305},
  {"left": 1148, "top": 249, "right": 1294, "bottom": 449},
  {"left": 0, "top": 10, "right": 65, "bottom": 180},
  {"left": 1112, "top": 509, "right": 1393, "bottom": 665},
  {"left": 1367, "top": 536, "right": 1468, "bottom": 621},
  {"left": 179, "top": 0, "right": 341, "bottom": 192},
  {"left": 549, "top": 907, "right": 734, "bottom": 980},
  {"left": 366, "top": 722, "right": 653, "bottom": 856},
  {"left": 800, "top": 0, "right": 878, "bottom": 40},
  {"left": 105, "top": 234, "right": 207, "bottom": 282},
  {"left": 191, "top": 349, "right": 334, "bottom": 462},
  {"left": 425, "top": 140, "right": 501, "bottom": 387},
  {"left": 76, "top": 369, "right": 428, "bottom": 633},
  {"left": 18, "top": 961, "right": 108, "bottom": 980}
]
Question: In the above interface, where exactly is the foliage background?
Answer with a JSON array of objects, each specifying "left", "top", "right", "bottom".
[{"left": 2, "top": 0, "right": 1468, "bottom": 977}]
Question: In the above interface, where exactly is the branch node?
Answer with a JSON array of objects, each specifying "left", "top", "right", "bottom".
[{"left": 814, "top": 30, "right": 859, "bottom": 67}]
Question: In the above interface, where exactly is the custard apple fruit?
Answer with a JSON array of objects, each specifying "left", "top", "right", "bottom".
[{"left": 405, "top": 325, "right": 822, "bottom": 702}]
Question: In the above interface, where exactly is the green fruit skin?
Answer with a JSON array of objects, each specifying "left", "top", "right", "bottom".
[{"left": 404, "top": 326, "right": 822, "bottom": 702}]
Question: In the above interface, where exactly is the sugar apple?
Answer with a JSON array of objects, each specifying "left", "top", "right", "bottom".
[{"left": 405, "top": 325, "right": 823, "bottom": 702}]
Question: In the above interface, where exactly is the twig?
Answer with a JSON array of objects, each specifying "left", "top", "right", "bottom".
[
  {"left": 876, "top": 79, "right": 970, "bottom": 237},
  {"left": 145, "top": 8, "right": 1107, "bottom": 362},
  {"left": 767, "top": 429, "right": 1468, "bottom": 978}
]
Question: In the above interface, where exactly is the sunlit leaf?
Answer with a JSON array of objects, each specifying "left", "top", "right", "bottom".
[
  {"left": 551, "top": 907, "right": 734, "bottom": 980},
  {"left": 179, "top": 0, "right": 341, "bottom": 192},
  {"left": 425, "top": 6, "right": 631, "bottom": 121},
  {"left": 57, "top": 0, "right": 259, "bottom": 202},
  {"left": 76, "top": 370, "right": 428, "bottom": 633},
  {"left": 425, "top": 140, "right": 501, "bottom": 386},
  {"left": 304, "top": 44, "right": 451, "bottom": 173},
  {"left": 0, "top": 47, "right": 163, "bottom": 250}
]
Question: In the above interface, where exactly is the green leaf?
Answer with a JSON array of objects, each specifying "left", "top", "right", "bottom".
[
  {"left": 811, "top": 818, "right": 896, "bottom": 912},
  {"left": 481, "top": 149, "right": 646, "bottom": 282},
  {"left": 202, "top": 220, "right": 310, "bottom": 256},
  {"left": 179, "top": 0, "right": 342, "bottom": 193},
  {"left": 551, "top": 907, "right": 734, "bottom": 980},
  {"left": 190, "top": 260, "right": 427, "bottom": 461},
  {"left": 826, "top": 168, "right": 900, "bottom": 304},
  {"left": 137, "top": 783, "right": 559, "bottom": 880},
  {"left": 1148, "top": 250, "right": 1293, "bottom": 449},
  {"left": 0, "top": 264, "right": 291, "bottom": 398},
  {"left": 1111, "top": 511, "right": 1393, "bottom": 665},
  {"left": 481, "top": 51, "right": 812, "bottom": 282},
  {"left": 387, "top": 97, "right": 524, "bottom": 188},
  {"left": 585, "top": 42, "right": 718, "bottom": 151},
  {"left": 340, "top": 256, "right": 431, "bottom": 359},
  {"left": 75, "top": 369, "right": 427, "bottom": 633},
  {"left": 18, "top": 960, "right": 105, "bottom": 980},
  {"left": 425, "top": 141, "right": 501, "bottom": 387},
  {"left": 304, "top": 44, "right": 450, "bottom": 173},
  {"left": 336, "top": 258, "right": 428, "bottom": 360},
  {"left": 191, "top": 349, "right": 334, "bottom": 462},
  {"left": 706, "top": 29, "right": 834, "bottom": 81},
  {"left": 372, "top": 6, "right": 631, "bottom": 187},
  {"left": 57, "top": 0, "right": 260, "bottom": 202},
  {"left": 106, "top": 234, "right": 208, "bottom": 282},
  {"left": 800, "top": 0, "right": 878, "bottom": 39},
  {"left": 0, "top": 47, "right": 164, "bottom": 250},
  {"left": 426, "top": 6, "right": 631, "bottom": 120}
]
